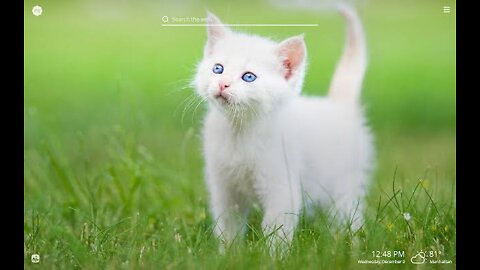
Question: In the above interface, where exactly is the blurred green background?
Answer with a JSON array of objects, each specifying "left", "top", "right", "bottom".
[{"left": 24, "top": 0, "right": 455, "bottom": 268}]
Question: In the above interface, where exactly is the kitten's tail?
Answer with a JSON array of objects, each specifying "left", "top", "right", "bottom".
[{"left": 328, "top": 4, "right": 367, "bottom": 104}]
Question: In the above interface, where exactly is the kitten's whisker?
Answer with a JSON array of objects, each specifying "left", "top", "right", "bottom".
[
  {"left": 240, "top": 106, "right": 245, "bottom": 130},
  {"left": 178, "top": 96, "right": 196, "bottom": 123},
  {"left": 245, "top": 102, "right": 259, "bottom": 119},
  {"left": 165, "top": 78, "right": 195, "bottom": 97},
  {"left": 191, "top": 97, "right": 207, "bottom": 122},
  {"left": 181, "top": 95, "right": 202, "bottom": 125},
  {"left": 175, "top": 93, "right": 196, "bottom": 116},
  {"left": 233, "top": 105, "right": 239, "bottom": 127},
  {"left": 181, "top": 95, "right": 199, "bottom": 115}
]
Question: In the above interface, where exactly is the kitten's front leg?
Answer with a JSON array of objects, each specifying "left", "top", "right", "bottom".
[
  {"left": 258, "top": 173, "right": 302, "bottom": 256},
  {"left": 208, "top": 180, "right": 249, "bottom": 253}
]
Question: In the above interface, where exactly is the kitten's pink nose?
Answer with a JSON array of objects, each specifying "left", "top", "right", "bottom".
[{"left": 218, "top": 81, "right": 231, "bottom": 92}]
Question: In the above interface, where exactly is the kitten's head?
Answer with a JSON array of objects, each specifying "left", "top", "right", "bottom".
[{"left": 194, "top": 12, "right": 307, "bottom": 120}]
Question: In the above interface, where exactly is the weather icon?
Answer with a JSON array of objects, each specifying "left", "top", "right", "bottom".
[{"left": 410, "top": 251, "right": 426, "bottom": 264}]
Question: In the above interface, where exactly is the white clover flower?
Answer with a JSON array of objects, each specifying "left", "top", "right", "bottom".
[
  {"left": 403, "top": 212, "right": 411, "bottom": 221},
  {"left": 174, "top": 233, "right": 182, "bottom": 243}
]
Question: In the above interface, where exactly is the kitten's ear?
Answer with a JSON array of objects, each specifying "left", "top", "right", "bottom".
[
  {"left": 276, "top": 35, "right": 306, "bottom": 81},
  {"left": 205, "top": 12, "right": 231, "bottom": 55}
]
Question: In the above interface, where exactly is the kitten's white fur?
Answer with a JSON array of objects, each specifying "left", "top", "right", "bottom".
[{"left": 194, "top": 4, "right": 374, "bottom": 254}]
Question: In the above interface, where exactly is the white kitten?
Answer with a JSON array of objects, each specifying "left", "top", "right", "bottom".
[{"left": 193, "top": 5, "right": 374, "bottom": 255}]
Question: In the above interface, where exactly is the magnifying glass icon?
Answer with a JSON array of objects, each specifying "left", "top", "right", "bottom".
[{"left": 162, "top": 16, "right": 169, "bottom": 23}]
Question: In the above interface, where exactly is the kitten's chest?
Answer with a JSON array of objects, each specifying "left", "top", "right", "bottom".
[
  {"left": 214, "top": 132, "right": 263, "bottom": 176},
  {"left": 204, "top": 115, "right": 267, "bottom": 192},
  {"left": 206, "top": 135, "right": 260, "bottom": 197}
]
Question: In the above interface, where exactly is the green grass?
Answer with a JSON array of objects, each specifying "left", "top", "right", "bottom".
[{"left": 24, "top": 0, "right": 455, "bottom": 269}]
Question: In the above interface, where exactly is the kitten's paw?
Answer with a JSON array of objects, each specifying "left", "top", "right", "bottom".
[{"left": 217, "top": 239, "right": 229, "bottom": 255}]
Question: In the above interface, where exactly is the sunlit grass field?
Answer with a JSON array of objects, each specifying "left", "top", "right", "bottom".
[{"left": 24, "top": 0, "right": 455, "bottom": 269}]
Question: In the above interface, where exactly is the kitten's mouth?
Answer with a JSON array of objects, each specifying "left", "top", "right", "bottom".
[{"left": 214, "top": 93, "right": 230, "bottom": 104}]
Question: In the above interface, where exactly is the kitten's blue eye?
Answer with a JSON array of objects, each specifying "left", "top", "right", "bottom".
[
  {"left": 212, "top": 64, "right": 224, "bottom": 74},
  {"left": 242, "top": 72, "right": 257, "bottom": 82}
]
